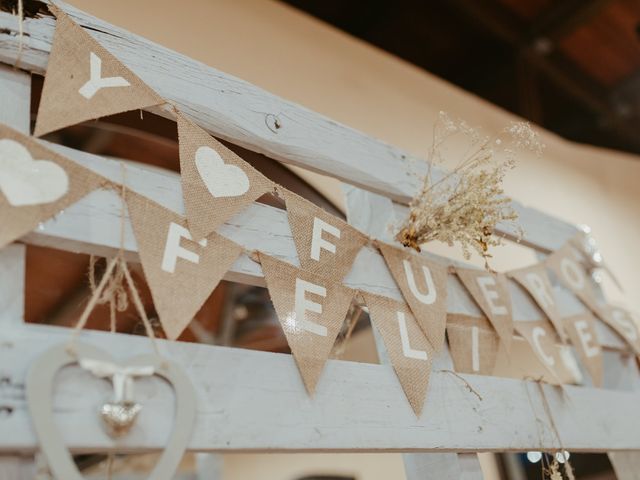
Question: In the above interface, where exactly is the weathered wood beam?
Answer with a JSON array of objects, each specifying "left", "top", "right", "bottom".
[
  {"left": 0, "top": 323, "right": 639, "bottom": 453},
  {"left": 0, "top": 64, "right": 32, "bottom": 477},
  {"left": 0, "top": 66, "right": 28, "bottom": 325},
  {"left": 528, "top": 0, "right": 611, "bottom": 43},
  {"left": 0, "top": 1, "right": 579, "bottom": 252}
]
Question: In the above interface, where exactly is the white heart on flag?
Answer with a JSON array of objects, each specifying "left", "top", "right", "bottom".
[
  {"left": 195, "top": 146, "right": 250, "bottom": 198},
  {"left": 0, "top": 139, "right": 69, "bottom": 206}
]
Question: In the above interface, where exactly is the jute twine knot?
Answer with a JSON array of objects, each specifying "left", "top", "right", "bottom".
[
  {"left": 89, "top": 254, "right": 129, "bottom": 333},
  {"left": 66, "top": 164, "right": 163, "bottom": 362}
]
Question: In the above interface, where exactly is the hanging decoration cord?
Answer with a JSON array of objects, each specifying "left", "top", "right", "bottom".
[
  {"left": 66, "top": 164, "right": 162, "bottom": 359},
  {"left": 67, "top": 256, "right": 119, "bottom": 353},
  {"left": 88, "top": 165, "right": 129, "bottom": 333},
  {"left": 13, "top": 0, "right": 25, "bottom": 69},
  {"left": 523, "top": 378, "right": 575, "bottom": 480},
  {"left": 67, "top": 241, "right": 162, "bottom": 360}
]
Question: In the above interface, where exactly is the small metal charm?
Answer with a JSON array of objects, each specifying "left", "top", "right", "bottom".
[
  {"left": 79, "top": 358, "right": 155, "bottom": 438},
  {"left": 100, "top": 400, "right": 142, "bottom": 438}
]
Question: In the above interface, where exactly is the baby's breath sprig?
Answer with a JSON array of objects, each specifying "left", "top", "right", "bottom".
[{"left": 396, "top": 112, "right": 544, "bottom": 268}]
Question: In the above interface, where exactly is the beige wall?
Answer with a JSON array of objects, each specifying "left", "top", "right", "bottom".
[{"left": 66, "top": 1, "right": 640, "bottom": 477}]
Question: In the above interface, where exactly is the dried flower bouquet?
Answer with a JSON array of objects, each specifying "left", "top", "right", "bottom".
[{"left": 396, "top": 112, "right": 544, "bottom": 267}]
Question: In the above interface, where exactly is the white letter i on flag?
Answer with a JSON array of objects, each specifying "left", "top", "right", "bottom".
[{"left": 78, "top": 52, "right": 131, "bottom": 99}]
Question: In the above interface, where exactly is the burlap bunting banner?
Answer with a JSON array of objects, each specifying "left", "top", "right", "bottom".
[
  {"left": 455, "top": 268, "right": 514, "bottom": 352},
  {"left": 509, "top": 263, "right": 567, "bottom": 342},
  {"left": 0, "top": 123, "right": 107, "bottom": 248},
  {"left": 447, "top": 314, "right": 500, "bottom": 376},
  {"left": 258, "top": 252, "right": 355, "bottom": 394},
  {"left": 602, "top": 306, "right": 640, "bottom": 354},
  {"left": 362, "top": 292, "right": 434, "bottom": 416},
  {"left": 546, "top": 243, "right": 603, "bottom": 320},
  {"left": 177, "top": 114, "right": 275, "bottom": 240},
  {"left": 34, "top": 6, "right": 164, "bottom": 137},
  {"left": 283, "top": 190, "right": 369, "bottom": 282},
  {"left": 563, "top": 313, "right": 603, "bottom": 387},
  {"left": 126, "top": 191, "right": 242, "bottom": 340},
  {"left": 377, "top": 242, "right": 448, "bottom": 352}
]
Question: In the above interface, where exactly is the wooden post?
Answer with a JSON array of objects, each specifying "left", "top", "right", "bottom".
[
  {"left": 0, "top": 57, "right": 27, "bottom": 321},
  {"left": 195, "top": 453, "right": 223, "bottom": 480},
  {"left": 0, "top": 64, "right": 31, "bottom": 478},
  {"left": 0, "top": 455, "right": 36, "bottom": 480},
  {"left": 345, "top": 185, "right": 484, "bottom": 480}
]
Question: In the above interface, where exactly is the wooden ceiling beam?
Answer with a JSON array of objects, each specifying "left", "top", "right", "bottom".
[
  {"left": 527, "top": 0, "right": 612, "bottom": 44},
  {"left": 610, "top": 70, "right": 640, "bottom": 120},
  {"left": 447, "top": 0, "right": 640, "bottom": 151}
]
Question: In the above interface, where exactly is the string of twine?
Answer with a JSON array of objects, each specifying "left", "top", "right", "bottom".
[
  {"left": 332, "top": 307, "right": 361, "bottom": 359},
  {"left": 13, "top": 0, "right": 25, "bottom": 69},
  {"left": 536, "top": 382, "right": 575, "bottom": 480},
  {"left": 66, "top": 164, "right": 161, "bottom": 359},
  {"left": 438, "top": 369, "right": 483, "bottom": 401},
  {"left": 523, "top": 378, "right": 575, "bottom": 480},
  {"left": 87, "top": 167, "right": 130, "bottom": 333}
]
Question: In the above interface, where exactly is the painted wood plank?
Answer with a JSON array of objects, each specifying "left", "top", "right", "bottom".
[
  {"left": 195, "top": 453, "right": 222, "bottom": 480},
  {"left": 0, "top": 63, "right": 29, "bottom": 327},
  {"left": 459, "top": 454, "right": 484, "bottom": 480},
  {"left": 0, "top": 244, "right": 26, "bottom": 325},
  {"left": 0, "top": 45, "right": 33, "bottom": 480},
  {"left": 0, "top": 2, "right": 578, "bottom": 252},
  {"left": 1, "top": 323, "right": 640, "bottom": 453},
  {"left": 0, "top": 456, "right": 35, "bottom": 480},
  {"left": 402, "top": 453, "right": 463, "bottom": 479},
  {"left": 10, "top": 142, "right": 624, "bottom": 351},
  {"left": 0, "top": 65, "right": 30, "bottom": 132}
]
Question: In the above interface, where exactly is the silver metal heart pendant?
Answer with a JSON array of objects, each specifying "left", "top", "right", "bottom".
[
  {"left": 77, "top": 356, "right": 156, "bottom": 439},
  {"left": 100, "top": 401, "right": 142, "bottom": 437},
  {"left": 26, "top": 342, "right": 196, "bottom": 480}
]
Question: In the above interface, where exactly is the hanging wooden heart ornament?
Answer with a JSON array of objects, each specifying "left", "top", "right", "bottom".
[{"left": 26, "top": 342, "right": 196, "bottom": 480}]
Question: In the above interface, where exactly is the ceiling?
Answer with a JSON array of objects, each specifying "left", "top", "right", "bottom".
[{"left": 280, "top": 0, "right": 640, "bottom": 156}]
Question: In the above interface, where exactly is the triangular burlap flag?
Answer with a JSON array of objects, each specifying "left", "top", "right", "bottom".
[
  {"left": 563, "top": 313, "right": 603, "bottom": 387},
  {"left": 283, "top": 190, "right": 369, "bottom": 282},
  {"left": 377, "top": 242, "right": 448, "bottom": 352},
  {"left": 126, "top": 191, "right": 242, "bottom": 340},
  {"left": 177, "top": 114, "right": 275, "bottom": 240},
  {"left": 34, "top": 6, "right": 164, "bottom": 137},
  {"left": 447, "top": 314, "right": 500, "bottom": 376},
  {"left": 258, "top": 252, "right": 355, "bottom": 394},
  {"left": 509, "top": 263, "right": 567, "bottom": 342},
  {"left": 546, "top": 243, "right": 603, "bottom": 319},
  {"left": 362, "top": 292, "right": 434, "bottom": 416},
  {"left": 0, "top": 123, "right": 107, "bottom": 248},
  {"left": 601, "top": 306, "right": 640, "bottom": 355},
  {"left": 514, "top": 320, "right": 566, "bottom": 382},
  {"left": 455, "top": 268, "right": 514, "bottom": 352},
  {"left": 609, "top": 452, "right": 640, "bottom": 480}
]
